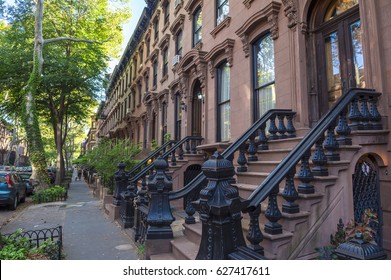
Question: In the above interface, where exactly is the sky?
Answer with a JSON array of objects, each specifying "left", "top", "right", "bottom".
[{"left": 3, "top": 0, "right": 147, "bottom": 71}]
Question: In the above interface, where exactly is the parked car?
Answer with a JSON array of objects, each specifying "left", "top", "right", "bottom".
[
  {"left": 0, "top": 171, "right": 27, "bottom": 210},
  {"left": 17, "top": 172, "right": 35, "bottom": 196}
]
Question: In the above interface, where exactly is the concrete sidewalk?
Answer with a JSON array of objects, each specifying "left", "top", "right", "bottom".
[{"left": 1, "top": 177, "right": 138, "bottom": 260}]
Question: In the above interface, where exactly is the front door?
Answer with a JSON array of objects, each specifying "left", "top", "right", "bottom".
[{"left": 315, "top": 0, "right": 364, "bottom": 117}]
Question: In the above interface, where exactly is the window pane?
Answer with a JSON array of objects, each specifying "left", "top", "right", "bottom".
[
  {"left": 217, "top": 0, "right": 229, "bottom": 25},
  {"left": 350, "top": 20, "right": 365, "bottom": 88},
  {"left": 324, "top": 0, "right": 359, "bottom": 21},
  {"left": 324, "top": 32, "right": 342, "bottom": 105},
  {"left": 219, "top": 63, "right": 230, "bottom": 103},
  {"left": 257, "top": 84, "right": 275, "bottom": 118},
  {"left": 219, "top": 102, "right": 231, "bottom": 141},
  {"left": 256, "top": 34, "right": 275, "bottom": 87}
]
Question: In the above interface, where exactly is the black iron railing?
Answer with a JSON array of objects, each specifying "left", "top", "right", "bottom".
[{"left": 169, "top": 109, "right": 297, "bottom": 223}]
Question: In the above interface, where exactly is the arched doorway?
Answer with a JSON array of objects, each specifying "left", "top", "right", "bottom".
[
  {"left": 352, "top": 155, "right": 382, "bottom": 247},
  {"left": 191, "top": 80, "right": 203, "bottom": 137},
  {"left": 310, "top": 0, "right": 364, "bottom": 119}
]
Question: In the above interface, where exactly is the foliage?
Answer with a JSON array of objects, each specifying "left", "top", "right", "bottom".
[
  {"left": 316, "top": 209, "right": 379, "bottom": 259},
  {"left": 32, "top": 185, "right": 66, "bottom": 203},
  {"left": 74, "top": 138, "right": 141, "bottom": 183},
  {"left": 0, "top": 228, "right": 59, "bottom": 260},
  {"left": 151, "top": 138, "right": 159, "bottom": 152}
]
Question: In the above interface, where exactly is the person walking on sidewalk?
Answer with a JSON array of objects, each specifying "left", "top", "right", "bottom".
[{"left": 77, "top": 167, "right": 82, "bottom": 181}]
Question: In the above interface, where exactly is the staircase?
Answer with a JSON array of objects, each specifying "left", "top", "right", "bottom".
[{"left": 144, "top": 89, "right": 389, "bottom": 260}]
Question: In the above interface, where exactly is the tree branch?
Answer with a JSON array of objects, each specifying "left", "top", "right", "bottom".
[{"left": 44, "top": 36, "right": 113, "bottom": 45}]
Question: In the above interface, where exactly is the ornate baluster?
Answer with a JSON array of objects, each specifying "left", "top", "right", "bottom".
[
  {"left": 170, "top": 150, "right": 177, "bottom": 166},
  {"left": 146, "top": 157, "right": 175, "bottom": 240},
  {"left": 369, "top": 96, "right": 382, "bottom": 130},
  {"left": 286, "top": 113, "right": 296, "bottom": 138},
  {"left": 268, "top": 114, "right": 279, "bottom": 140},
  {"left": 323, "top": 123, "right": 340, "bottom": 161},
  {"left": 246, "top": 205, "right": 264, "bottom": 255},
  {"left": 247, "top": 134, "right": 258, "bottom": 161},
  {"left": 185, "top": 138, "right": 191, "bottom": 154},
  {"left": 264, "top": 186, "right": 283, "bottom": 234},
  {"left": 193, "top": 152, "right": 247, "bottom": 259},
  {"left": 311, "top": 137, "right": 329, "bottom": 176},
  {"left": 277, "top": 114, "right": 287, "bottom": 139},
  {"left": 359, "top": 95, "right": 371, "bottom": 130},
  {"left": 282, "top": 167, "right": 299, "bottom": 214},
  {"left": 348, "top": 97, "right": 362, "bottom": 130},
  {"left": 336, "top": 110, "right": 352, "bottom": 145},
  {"left": 191, "top": 138, "right": 197, "bottom": 154},
  {"left": 178, "top": 143, "right": 184, "bottom": 160},
  {"left": 298, "top": 150, "right": 315, "bottom": 194},
  {"left": 258, "top": 123, "right": 269, "bottom": 151},
  {"left": 237, "top": 143, "right": 248, "bottom": 172},
  {"left": 112, "top": 162, "right": 128, "bottom": 206}
]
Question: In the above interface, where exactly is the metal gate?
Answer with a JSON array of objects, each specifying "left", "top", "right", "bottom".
[{"left": 353, "top": 155, "right": 382, "bottom": 247}]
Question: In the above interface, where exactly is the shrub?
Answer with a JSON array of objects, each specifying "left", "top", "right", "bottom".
[
  {"left": 0, "top": 229, "right": 59, "bottom": 260},
  {"left": 32, "top": 185, "right": 67, "bottom": 203}
]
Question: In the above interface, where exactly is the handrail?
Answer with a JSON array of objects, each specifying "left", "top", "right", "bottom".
[
  {"left": 247, "top": 88, "right": 381, "bottom": 209},
  {"left": 128, "top": 140, "right": 175, "bottom": 177},
  {"left": 130, "top": 135, "right": 203, "bottom": 183},
  {"left": 169, "top": 109, "right": 295, "bottom": 200}
]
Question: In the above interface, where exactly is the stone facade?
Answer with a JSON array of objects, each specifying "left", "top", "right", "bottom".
[{"left": 96, "top": 0, "right": 391, "bottom": 256}]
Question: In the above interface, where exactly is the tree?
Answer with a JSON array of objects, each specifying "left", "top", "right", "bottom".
[{"left": 0, "top": 0, "right": 131, "bottom": 186}]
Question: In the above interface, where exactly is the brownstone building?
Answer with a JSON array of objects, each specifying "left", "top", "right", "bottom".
[{"left": 96, "top": 0, "right": 391, "bottom": 259}]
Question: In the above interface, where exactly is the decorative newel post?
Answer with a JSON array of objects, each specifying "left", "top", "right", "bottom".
[
  {"left": 112, "top": 162, "right": 128, "bottom": 206},
  {"left": 193, "top": 151, "right": 247, "bottom": 260},
  {"left": 146, "top": 157, "right": 175, "bottom": 240}
]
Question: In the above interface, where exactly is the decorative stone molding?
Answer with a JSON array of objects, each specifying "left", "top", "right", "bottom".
[
  {"left": 158, "top": 33, "right": 171, "bottom": 50},
  {"left": 184, "top": 0, "right": 203, "bottom": 19},
  {"left": 210, "top": 16, "right": 231, "bottom": 39},
  {"left": 148, "top": 48, "right": 159, "bottom": 62},
  {"left": 235, "top": 1, "right": 281, "bottom": 57},
  {"left": 168, "top": 78, "right": 181, "bottom": 101},
  {"left": 169, "top": 14, "right": 185, "bottom": 36},
  {"left": 160, "top": 74, "right": 169, "bottom": 84},
  {"left": 205, "top": 38, "right": 235, "bottom": 78},
  {"left": 142, "top": 66, "right": 150, "bottom": 78},
  {"left": 243, "top": 0, "right": 254, "bottom": 9},
  {"left": 281, "top": 0, "right": 298, "bottom": 29}
]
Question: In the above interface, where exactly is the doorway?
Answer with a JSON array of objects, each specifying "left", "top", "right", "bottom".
[
  {"left": 192, "top": 80, "right": 203, "bottom": 137},
  {"left": 312, "top": 0, "right": 364, "bottom": 117}
]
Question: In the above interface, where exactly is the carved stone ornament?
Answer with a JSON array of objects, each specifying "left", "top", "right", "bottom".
[
  {"left": 205, "top": 38, "right": 235, "bottom": 77},
  {"left": 281, "top": 0, "right": 298, "bottom": 28},
  {"left": 243, "top": 0, "right": 254, "bottom": 9}
]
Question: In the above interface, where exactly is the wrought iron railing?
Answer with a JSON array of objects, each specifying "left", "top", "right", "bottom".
[
  {"left": 3, "top": 226, "right": 63, "bottom": 260},
  {"left": 169, "top": 109, "right": 297, "bottom": 223}
]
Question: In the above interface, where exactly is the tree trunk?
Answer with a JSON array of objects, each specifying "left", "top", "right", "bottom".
[{"left": 22, "top": 0, "right": 49, "bottom": 188}]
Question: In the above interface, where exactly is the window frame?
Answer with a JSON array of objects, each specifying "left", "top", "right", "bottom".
[
  {"left": 192, "top": 7, "right": 202, "bottom": 47},
  {"left": 216, "top": 61, "right": 231, "bottom": 142},
  {"left": 162, "top": 47, "right": 169, "bottom": 77},
  {"left": 216, "top": 0, "right": 229, "bottom": 25},
  {"left": 153, "top": 59, "right": 158, "bottom": 88},
  {"left": 175, "top": 29, "right": 183, "bottom": 56}
]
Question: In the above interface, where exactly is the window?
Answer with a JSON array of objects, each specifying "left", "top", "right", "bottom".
[
  {"left": 139, "top": 48, "right": 143, "bottom": 65},
  {"left": 138, "top": 82, "right": 142, "bottom": 105},
  {"left": 175, "top": 93, "right": 182, "bottom": 140},
  {"left": 162, "top": 47, "right": 168, "bottom": 77},
  {"left": 193, "top": 7, "right": 202, "bottom": 47},
  {"left": 132, "top": 90, "right": 136, "bottom": 110},
  {"left": 161, "top": 102, "right": 168, "bottom": 144},
  {"left": 154, "top": 18, "right": 159, "bottom": 41},
  {"left": 153, "top": 59, "right": 158, "bottom": 87},
  {"left": 146, "top": 37, "right": 151, "bottom": 57},
  {"left": 129, "top": 65, "right": 133, "bottom": 82},
  {"left": 164, "top": 1, "right": 170, "bottom": 25},
  {"left": 217, "top": 62, "right": 230, "bottom": 141},
  {"left": 176, "top": 30, "right": 183, "bottom": 56},
  {"left": 216, "top": 0, "right": 229, "bottom": 25},
  {"left": 145, "top": 75, "right": 149, "bottom": 93},
  {"left": 253, "top": 33, "right": 275, "bottom": 119}
]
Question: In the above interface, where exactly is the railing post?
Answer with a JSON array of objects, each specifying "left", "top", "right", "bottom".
[
  {"left": 112, "top": 162, "right": 128, "bottom": 206},
  {"left": 277, "top": 114, "right": 288, "bottom": 139},
  {"left": 311, "top": 137, "right": 329, "bottom": 176},
  {"left": 298, "top": 150, "right": 315, "bottom": 194},
  {"left": 146, "top": 157, "right": 175, "bottom": 240},
  {"left": 336, "top": 110, "right": 352, "bottom": 145},
  {"left": 258, "top": 123, "right": 269, "bottom": 150},
  {"left": 323, "top": 123, "right": 340, "bottom": 161},
  {"left": 193, "top": 151, "right": 247, "bottom": 260},
  {"left": 359, "top": 95, "right": 371, "bottom": 130},
  {"left": 246, "top": 205, "right": 264, "bottom": 255},
  {"left": 268, "top": 114, "right": 279, "bottom": 140},
  {"left": 348, "top": 97, "right": 362, "bottom": 130},
  {"left": 282, "top": 167, "right": 299, "bottom": 214},
  {"left": 369, "top": 96, "right": 382, "bottom": 130},
  {"left": 237, "top": 143, "right": 248, "bottom": 172},
  {"left": 247, "top": 134, "right": 258, "bottom": 161},
  {"left": 264, "top": 185, "right": 283, "bottom": 234},
  {"left": 286, "top": 113, "right": 296, "bottom": 138}
]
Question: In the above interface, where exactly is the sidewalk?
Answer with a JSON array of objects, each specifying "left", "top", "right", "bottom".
[{"left": 1, "top": 176, "right": 138, "bottom": 260}]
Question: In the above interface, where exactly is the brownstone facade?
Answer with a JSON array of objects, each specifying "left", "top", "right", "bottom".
[{"left": 96, "top": 0, "right": 391, "bottom": 256}]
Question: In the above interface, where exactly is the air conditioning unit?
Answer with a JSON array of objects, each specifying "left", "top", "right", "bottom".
[
  {"left": 172, "top": 54, "right": 181, "bottom": 66},
  {"left": 174, "top": 0, "right": 181, "bottom": 9}
]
